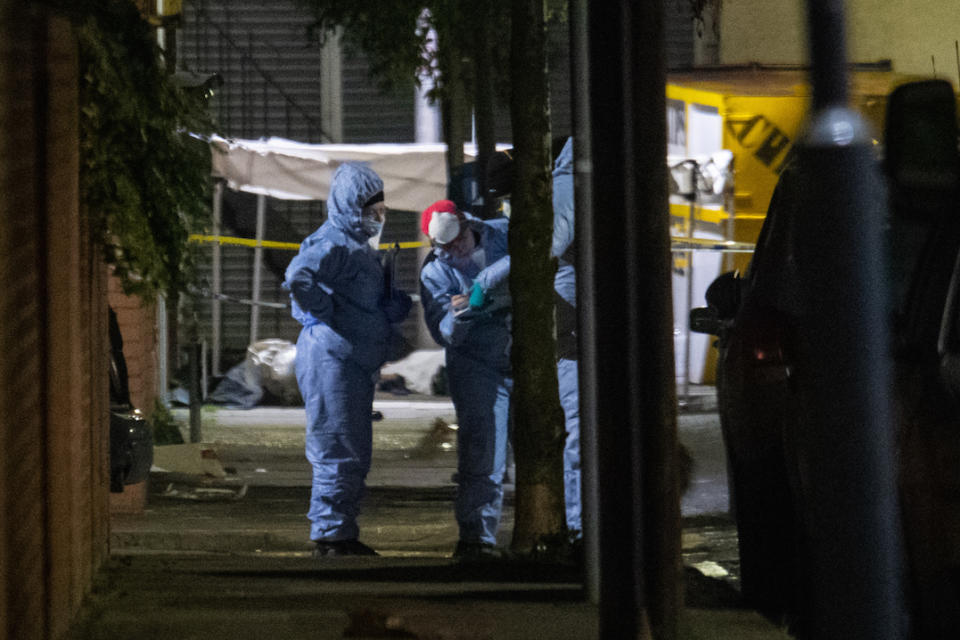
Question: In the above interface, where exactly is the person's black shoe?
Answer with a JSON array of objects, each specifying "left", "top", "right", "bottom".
[
  {"left": 312, "top": 539, "right": 379, "bottom": 558},
  {"left": 453, "top": 541, "right": 503, "bottom": 562}
]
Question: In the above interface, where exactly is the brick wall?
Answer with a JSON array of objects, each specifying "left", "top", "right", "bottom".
[
  {"left": 0, "top": 6, "right": 48, "bottom": 638},
  {"left": 108, "top": 277, "right": 158, "bottom": 413},
  {"left": 107, "top": 279, "right": 157, "bottom": 516},
  {"left": 42, "top": 15, "right": 109, "bottom": 638},
  {"left": 0, "top": 6, "right": 109, "bottom": 640}
]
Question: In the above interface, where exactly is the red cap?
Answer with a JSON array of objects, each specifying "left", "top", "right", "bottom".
[{"left": 420, "top": 200, "right": 463, "bottom": 244}]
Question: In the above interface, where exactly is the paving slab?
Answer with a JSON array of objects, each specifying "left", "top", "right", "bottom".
[
  {"left": 88, "top": 395, "right": 795, "bottom": 639},
  {"left": 71, "top": 554, "right": 791, "bottom": 640}
]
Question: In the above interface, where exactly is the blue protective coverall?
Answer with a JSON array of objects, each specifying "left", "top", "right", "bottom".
[
  {"left": 458, "top": 138, "right": 581, "bottom": 533},
  {"left": 552, "top": 137, "right": 581, "bottom": 534},
  {"left": 419, "top": 215, "right": 513, "bottom": 546},
  {"left": 284, "top": 163, "right": 410, "bottom": 542}
]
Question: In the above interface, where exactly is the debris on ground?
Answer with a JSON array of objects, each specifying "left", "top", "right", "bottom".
[
  {"left": 406, "top": 418, "right": 458, "bottom": 458},
  {"left": 159, "top": 483, "right": 248, "bottom": 501},
  {"left": 151, "top": 443, "right": 227, "bottom": 478},
  {"left": 345, "top": 607, "right": 493, "bottom": 640}
]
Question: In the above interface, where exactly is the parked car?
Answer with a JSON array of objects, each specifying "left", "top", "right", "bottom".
[
  {"left": 690, "top": 79, "right": 960, "bottom": 635},
  {"left": 109, "top": 307, "right": 153, "bottom": 493}
]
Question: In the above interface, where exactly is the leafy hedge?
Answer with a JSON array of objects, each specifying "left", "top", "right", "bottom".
[{"left": 50, "top": 0, "right": 215, "bottom": 298}]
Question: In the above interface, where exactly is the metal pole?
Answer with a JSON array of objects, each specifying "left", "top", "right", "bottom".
[
  {"left": 575, "top": 2, "right": 642, "bottom": 632},
  {"left": 201, "top": 340, "right": 207, "bottom": 402},
  {"left": 684, "top": 164, "right": 697, "bottom": 400},
  {"left": 725, "top": 165, "right": 736, "bottom": 272},
  {"left": 807, "top": 0, "right": 848, "bottom": 112},
  {"left": 568, "top": 0, "right": 600, "bottom": 605},
  {"left": 156, "top": 294, "right": 168, "bottom": 401},
  {"left": 793, "top": 1, "right": 906, "bottom": 637},
  {"left": 156, "top": 0, "right": 166, "bottom": 50},
  {"left": 249, "top": 193, "right": 266, "bottom": 346},
  {"left": 188, "top": 341, "right": 202, "bottom": 443},
  {"left": 574, "top": 1, "right": 678, "bottom": 637},
  {"left": 211, "top": 180, "right": 223, "bottom": 376}
]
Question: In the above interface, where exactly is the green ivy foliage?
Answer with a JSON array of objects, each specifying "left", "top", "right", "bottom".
[
  {"left": 49, "top": 0, "right": 215, "bottom": 299},
  {"left": 298, "top": 0, "right": 566, "bottom": 117},
  {"left": 300, "top": 0, "right": 426, "bottom": 98},
  {"left": 298, "top": 0, "right": 509, "bottom": 103}
]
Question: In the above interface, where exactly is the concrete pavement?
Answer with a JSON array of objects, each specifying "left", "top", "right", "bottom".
[{"left": 73, "top": 392, "right": 794, "bottom": 639}]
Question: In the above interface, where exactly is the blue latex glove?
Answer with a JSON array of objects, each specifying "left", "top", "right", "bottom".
[{"left": 469, "top": 282, "right": 486, "bottom": 309}]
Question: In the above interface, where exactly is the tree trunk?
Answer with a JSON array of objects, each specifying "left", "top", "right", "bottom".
[
  {"left": 473, "top": 3, "right": 496, "bottom": 218},
  {"left": 436, "top": 17, "right": 470, "bottom": 190},
  {"left": 508, "top": 0, "right": 566, "bottom": 554}
]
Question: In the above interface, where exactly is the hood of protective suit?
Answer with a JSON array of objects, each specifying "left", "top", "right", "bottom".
[
  {"left": 551, "top": 137, "right": 575, "bottom": 262},
  {"left": 553, "top": 136, "right": 573, "bottom": 178},
  {"left": 326, "top": 162, "right": 384, "bottom": 241}
]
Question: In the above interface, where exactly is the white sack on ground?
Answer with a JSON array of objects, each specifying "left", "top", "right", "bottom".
[
  {"left": 248, "top": 339, "right": 300, "bottom": 405},
  {"left": 381, "top": 349, "right": 447, "bottom": 395}
]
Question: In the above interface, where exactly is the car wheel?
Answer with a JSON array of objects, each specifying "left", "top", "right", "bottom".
[
  {"left": 717, "top": 362, "right": 805, "bottom": 620},
  {"left": 726, "top": 448, "right": 804, "bottom": 619}
]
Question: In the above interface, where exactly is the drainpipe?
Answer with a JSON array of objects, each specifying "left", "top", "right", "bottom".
[
  {"left": 249, "top": 194, "right": 266, "bottom": 346},
  {"left": 211, "top": 180, "right": 223, "bottom": 377}
]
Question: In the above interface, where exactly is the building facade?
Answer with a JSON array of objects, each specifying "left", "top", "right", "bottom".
[{"left": 720, "top": 0, "right": 960, "bottom": 81}]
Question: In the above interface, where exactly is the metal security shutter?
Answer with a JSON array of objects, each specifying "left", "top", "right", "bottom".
[
  {"left": 491, "top": 18, "right": 574, "bottom": 143},
  {"left": 179, "top": 1, "right": 333, "bottom": 368},
  {"left": 179, "top": 0, "right": 332, "bottom": 142},
  {"left": 191, "top": 190, "right": 324, "bottom": 368},
  {"left": 188, "top": 210, "right": 321, "bottom": 372},
  {"left": 180, "top": 1, "right": 424, "bottom": 370},
  {"left": 341, "top": 53, "right": 416, "bottom": 142}
]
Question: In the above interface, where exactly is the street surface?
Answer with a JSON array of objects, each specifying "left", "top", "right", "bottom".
[
  {"left": 170, "top": 397, "right": 730, "bottom": 514},
  {"left": 156, "top": 396, "right": 739, "bottom": 584},
  {"left": 84, "top": 397, "right": 794, "bottom": 640},
  {"left": 166, "top": 398, "right": 730, "bottom": 515}
]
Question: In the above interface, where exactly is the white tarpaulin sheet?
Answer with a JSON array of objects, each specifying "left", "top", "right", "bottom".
[{"left": 210, "top": 135, "right": 495, "bottom": 212}]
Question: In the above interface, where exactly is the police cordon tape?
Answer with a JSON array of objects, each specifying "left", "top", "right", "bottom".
[
  {"left": 195, "top": 288, "right": 290, "bottom": 309},
  {"left": 190, "top": 233, "right": 752, "bottom": 308},
  {"left": 189, "top": 234, "right": 427, "bottom": 251},
  {"left": 669, "top": 237, "right": 757, "bottom": 253},
  {"left": 193, "top": 288, "right": 422, "bottom": 310},
  {"left": 189, "top": 234, "right": 756, "bottom": 254}
]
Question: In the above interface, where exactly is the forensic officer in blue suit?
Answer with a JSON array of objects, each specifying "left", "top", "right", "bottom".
[
  {"left": 418, "top": 199, "right": 512, "bottom": 559},
  {"left": 551, "top": 137, "right": 581, "bottom": 535},
  {"left": 467, "top": 138, "right": 582, "bottom": 536},
  {"left": 284, "top": 162, "right": 411, "bottom": 557}
]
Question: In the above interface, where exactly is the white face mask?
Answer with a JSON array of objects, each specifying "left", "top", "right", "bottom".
[
  {"left": 366, "top": 226, "right": 383, "bottom": 251},
  {"left": 360, "top": 201, "right": 386, "bottom": 240},
  {"left": 360, "top": 217, "right": 383, "bottom": 238}
]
